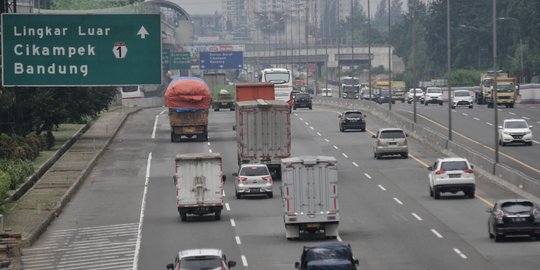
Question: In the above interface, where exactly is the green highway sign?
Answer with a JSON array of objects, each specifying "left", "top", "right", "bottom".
[
  {"left": 1, "top": 14, "right": 162, "bottom": 87},
  {"left": 170, "top": 51, "right": 191, "bottom": 70}
]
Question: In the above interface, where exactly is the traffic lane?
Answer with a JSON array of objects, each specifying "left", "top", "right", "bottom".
[
  {"left": 293, "top": 108, "right": 499, "bottom": 269},
  {"left": 300, "top": 105, "right": 539, "bottom": 269},
  {"left": 138, "top": 110, "right": 244, "bottom": 270},
  {"left": 394, "top": 105, "right": 540, "bottom": 181}
]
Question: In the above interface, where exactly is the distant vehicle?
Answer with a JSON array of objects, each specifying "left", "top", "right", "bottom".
[
  {"left": 451, "top": 90, "right": 474, "bottom": 109},
  {"left": 424, "top": 87, "right": 443, "bottom": 106},
  {"left": 291, "top": 89, "right": 301, "bottom": 100},
  {"left": 487, "top": 199, "right": 540, "bottom": 242},
  {"left": 338, "top": 110, "right": 366, "bottom": 132},
  {"left": 295, "top": 242, "right": 359, "bottom": 270},
  {"left": 428, "top": 157, "right": 476, "bottom": 199},
  {"left": 293, "top": 93, "right": 312, "bottom": 110},
  {"left": 376, "top": 89, "right": 394, "bottom": 104},
  {"left": 407, "top": 88, "right": 424, "bottom": 104},
  {"left": 203, "top": 72, "right": 236, "bottom": 111},
  {"left": 260, "top": 68, "right": 294, "bottom": 107},
  {"left": 166, "top": 249, "right": 237, "bottom": 270},
  {"left": 340, "top": 76, "right": 361, "bottom": 99},
  {"left": 359, "top": 88, "right": 374, "bottom": 100},
  {"left": 173, "top": 153, "right": 225, "bottom": 221},
  {"left": 372, "top": 128, "right": 408, "bottom": 159},
  {"left": 498, "top": 119, "right": 533, "bottom": 146},
  {"left": 321, "top": 88, "right": 333, "bottom": 97},
  {"left": 373, "top": 80, "right": 406, "bottom": 102},
  {"left": 478, "top": 71, "right": 517, "bottom": 108},
  {"left": 233, "top": 163, "right": 273, "bottom": 199},
  {"left": 120, "top": 85, "right": 145, "bottom": 99}
]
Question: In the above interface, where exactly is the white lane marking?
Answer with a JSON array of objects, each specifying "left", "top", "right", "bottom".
[
  {"left": 508, "top": 112, "right": 516, "bottom": 115},
  {"left": 317, "top": 132, "right": 322, "bottom": 136},
  {"left": 451, "top": 110, "right": 457, "bottom": 113},
  {"left": 230, "top": 219, "right": 236, "bottom": 227},
  {"left": 537, "top": 121, "right": 540, "bottom": 124},
  {"left": 235, "top": 236, "right": 241, "bottom": 245},
  {"left": 333, "top": 145, "right": 339, "bottom": 149},
  {"left": 378, "top": 185, "right": 386, "bottom": 191},
  {"left": 151, "top": 115, "right": 158, "bottom": 139},
  {"left": 498, "top": 109, "right": 502, "bottom": 112},
  {"left": 209, "top": 149, "right": 213, "bottom": 153},
  {"left": 241, "top": 255, "right": 248, "bottom": 267},
  {"left": 454, "top": 248, "right": 468, "bottom": 259},
  {"left": 486, "top": 122, "right": 493, "bottom": 126},
  {"left": 324, "top": 138, "right": 330, "bottom": 142},
  {"left": 462, "top": 113, "right": 468, "bottom": 116},
  {"left": 411, "top": 213, "right": 423, "bottom": 221},
  {"left": 473, "top": 117, "right": 480, "bottom": 121},
  {"left": 352, "top": 162, "right": 359, "bottom": 167},
  {"left": 207, "top": 142, "right": 211, "bottom": 146},
  {"left": 223, "top": 190, "right": 226, "bottom": 197},
  {"left": 299, "top": 117, "right": 303, "bottom": 120},
  {"left": 431, "top": 229, "right": 443, "bottom": 238},
  {"left": 337, "top": 236, "right": 343, "bottom": 242},
  {"left": 364, "top": 173, "right": 372, "bottom": 179},
  {"left": 393, "top": 198, "right": 403, "bottom": 205},
  {"left": 160, "top": 109, "right": 167, "bottom": 115},
  {"left": 522, "top": 116, "right": 530, "bottom": 120},
  {"left": 225, "top": 203, "right": 230, "bottom": 211},
  {"left": 533, "top": 140, "right": 540, "bottom": 144},
  {"left": 342, "top": 153, "right": 349, "bottom": 158},
  {"left": 305, "top": 122, "right": 309, "bottom": 125},
  {"left": 310, "top": 126, "right": 314, "bottom": 130},
  {"left": 133, "top": 152, "right": 152, "bottom": 270}
]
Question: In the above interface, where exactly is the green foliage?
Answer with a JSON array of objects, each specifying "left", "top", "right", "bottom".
[
  {"left": 449, "top": 69, "right": 482, "bottom": 87},
  {"left": 0, "top": 159, "right": 34, "bottom": 189},
  {"left": 0, "top": 171, "right": 11, "bottom": 202},
  {"left": 50, "top": 0, "right": 142, "bottom": 10}
]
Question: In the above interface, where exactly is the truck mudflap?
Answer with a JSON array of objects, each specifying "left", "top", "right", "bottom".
[
  {"left": 177, "top": 205, "right": 223, "bottom": 221},
  {"left": 284, "top": 221, "right": 339, "bottom": 240}
]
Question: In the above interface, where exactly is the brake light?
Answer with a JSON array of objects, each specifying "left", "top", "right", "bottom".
[
  {"left": 239, "top": 177, "right": 247, "bottom": 182},
  {"left": 376, "top": 140, "right": 382, "bottom": 146},
  {"left": 533, "top": 208, "right": 540, "bottom": 218},
  {"left": 495, "top": 209, "right": 505, "bottom": 220},
  {"left": 404, "top": 138, "right": 408, "bottom": 144},
  {"left": 463, "top": 169, "right": 474, "bottom": 174},
  {"left": 262, "top": 176, "right": 271, "bottom": 181},
  {"left": 435, "top": 170, "right": 445, "bottom": 175}
]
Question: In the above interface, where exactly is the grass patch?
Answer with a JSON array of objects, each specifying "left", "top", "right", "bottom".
[{"left": 32, "top": 123, "right": 85, "bottom": 168}]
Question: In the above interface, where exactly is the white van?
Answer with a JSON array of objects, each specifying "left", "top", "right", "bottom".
[
  {"left": 451, "top": 90, "right": 474, "bottom": 109},
  {"left": 120, "top": 85, "right": 145, "bottom": 99}
]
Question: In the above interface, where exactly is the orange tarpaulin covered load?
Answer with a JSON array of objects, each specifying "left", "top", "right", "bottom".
[{"left": 164, "top": 77, "right": 212, "bottom": 109}]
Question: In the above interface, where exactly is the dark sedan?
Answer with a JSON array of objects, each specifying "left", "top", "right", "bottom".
[
  {"left": 376, "top": 89, "right": 395, "bottom": 104},
  {"left": 293, "top": 93, "right": 312, "bottom": 110},
  {"left": 339, "top": 110, "right": 366, "bottom": 132},
  {"left": 487, "top": 199, "right": 540, "bottom": 242}
]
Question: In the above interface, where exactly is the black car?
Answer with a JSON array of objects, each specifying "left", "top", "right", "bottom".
[
  {"left": 295, "top": 242, "right": 359, "bottom": 270},
  {"left": 339, "top": 110, "right": 366, "bottom": 132},
  {"left": 487, "top": 199, "right": 540, "bottom": 242},
  {"left": 376, "top": 89, "right": 395, "bottom": 104},
  {"left": 294, "top": 93, "right": 312, "bottom": 110}
]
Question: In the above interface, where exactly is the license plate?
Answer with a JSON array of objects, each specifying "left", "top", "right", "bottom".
[
  {"left": 513, "top": 217, "right": 526, "bottom": 222},
  {"left": 307, "top": 223, "right": 320, "bottom": 228},
  {"left": 250, "top": 188, "right": 260, "bottom": 193},
  {"left": 388, "top": 142, "right": 397, "bottom": 145},
  {"left": 449, "top": 174, "right": 461, "bottom": 178},
  {"left": 183, "top": 127, "right": 195, "bottom": 133},
  {"left": 221, "top": 102, "right": 228, "bottom": 105},
  {"left": 513, "top": 135, "right": 523, "bottom": 139}
]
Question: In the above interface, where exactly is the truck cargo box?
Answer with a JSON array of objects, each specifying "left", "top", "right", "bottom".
[
  {"left": 281, "top": 156, "right": 339, "bottom": 239},
  {"left": 236, "top": 83, "right": 275, "bottom": 102},
  {"left": 174, "top": 153, "right": 224, "bottom": 221}
]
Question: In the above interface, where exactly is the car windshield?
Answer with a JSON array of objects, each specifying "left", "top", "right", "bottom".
[
  {"left": 496, "top": 84, "right": 513, "bottom": 92},
  {"left": 454, "top": 91, "right": 470, "bottom": 97},
  {"left": 344, "top": 112, "right": 362, "bottom": 118},
  {"left": 181, "top": 255, "right": 222, "bottom": 269},
  {"left": 240, "top": 166, "right": 269, "bottom": 176},
  {"left": 504, "top": 121, "right": 528, "bottom": 129},
  {"left": 409, "top": 89, "right": 423, "bottom": 94},
  {"left": 501, "top": 201, "right": 534, "bottom": 214},
  {"left": 379, "top": 130, "right": 405, "bottom": 139},
  {"left": 428, "top": 88, "right": 442, "bottom": 93},
  {"left": 296, "top": 94, "right": 310, "bottom": 99},
  {"left": 342, "top": 78, "right": 360, "bottom": 85},
  {"left": 440, "top": 161, "right": 468, "bottom": 171},
  {"left": 265, "top": 73, "right": 290, "bottom": 83},
  {"left": 305, "top": 247, "right": 351, "bottom": 261}
]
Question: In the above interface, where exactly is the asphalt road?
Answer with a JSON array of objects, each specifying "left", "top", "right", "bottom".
[{"left": 21, "top": 104, "right": 540, "bottom": 270}]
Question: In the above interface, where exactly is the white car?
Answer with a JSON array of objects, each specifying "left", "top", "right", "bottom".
[
  {"left": 498, "top": 119, "right": 533, "bottom": 146},
  {"left": 424, "top": 87, "right": 443, "bottom": 105},
  {"left": 320, "top": 88, "right": 333, "bottom": 97},
  {"left": 166, "top": 249, "right": 237, "bottom": 270},
  {"left": 407, "top": 88, "right": 424, "bottom": 103},
  {"left": 428, "top": 157, "right": 476, "bottom": 199},
  {"left": 451, "top": 90, "right": 474, "bottom": 109},
  {"left": 234, "top": 163, "right": 273, "bottom": 199}
]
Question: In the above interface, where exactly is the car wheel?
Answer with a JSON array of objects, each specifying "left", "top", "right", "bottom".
[
  {"left": 268, "top": 193, "right": 273, "bottom": 198},
  {"left": 434, "top": 188, "right": 441, "bottom": 200},
  {"left": 429, "top": 186, "right": 434, "bottom": 197},
  {"left": 469, "top": 105, "right": 473, "bottom": 109},
  {"left": 236, "top": 191, "right": 241, "bottom": 199},
  {"left": 309, "top": 106, "right": 312, "bottom": 110},
  {"left": 527, "top": 141, "right": 533, "bottom": 146},
  {"left": 467, "top": 189, "right": 475, "bottom": 199},
  {"left": 340, "top": 126, "right": 344, "bottom": 132},
  {"left": 374, "top": 152, "right": 379, "bottom": 159},
  {"left": 402, "top": 153, "right": 408, "bottom": 159},
  {"left": 451, "top": 105, "right": 456, "bottom": 109},
  {"left": 293, "top": 106, "right": 297, "bottom": 110},
  {"left": 407, "top": 101, "right": 411, "bottom": 104},
  {"left": 440, "top": 102, "right": 443, "bottom": 106},
  {"left": 424, "top": 102, "right": 428, "bottom": 106},
  {"left": 494, "top": 233, "right": 504, "bottom": 242},
  {"left": 501, "top": 141, "right": 506, "bottom": 146},
  {"left": 179, "top": 211, "right": 187, "bottom": 222},
  {"left": 488, "top": 225, "right": 494, "bottom": 239},
  {"left": 215, "top": 210, "right": 221, "bottom": 220}
]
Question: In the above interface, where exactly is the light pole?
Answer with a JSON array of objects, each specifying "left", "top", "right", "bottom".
[
  {"left": 447, "top": 0, "right": 452, "bottom": 141},
  {"left": 388, "top": 0, "right": 392, "bottom": 111},
  {"left": 492, "top": 0, "right": 499, "bottom": 164},
  {"left": 497, "top": 17, "right": 524, "bottom": 83},
  {"left": 368, "top": 0, "right": 372, "bottom": 101}
]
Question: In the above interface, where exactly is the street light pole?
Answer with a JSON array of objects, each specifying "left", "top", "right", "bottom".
[
  {"left": 368, "top": 0, "right": 372, "bottom": 101},
  {"left": 447, "top": 0, "right": 452, "bottom": 141},
  {"left": 497, "top": 17, "right": 524, "bottom": 83},
  {"left": 388, "top": 0, "right": 392, "bottom": 111},
  {"left": 493, "top": 0, "right": 499, "bottom": 165}
]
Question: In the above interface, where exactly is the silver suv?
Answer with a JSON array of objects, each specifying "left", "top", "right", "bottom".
[
  {"left": 428, "top": 157, "right": 476, "bottom": 199},
  {"left": 234, "top": 163, "right": 273, "bottom": 199},
  {"left": 166, "top": 249, "right": 237, "bottom": 270},
  {"left": 424, "top": 87, "right": 443, "bottom": 106},
  {"left": 498, "top": 119, "right": 533, "bottom": 146},
  {"left": 372, "top": 128, "right": 408, "bottom": 159}
]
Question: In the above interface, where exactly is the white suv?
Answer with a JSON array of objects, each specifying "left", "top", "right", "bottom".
[
  {"left": 428, "top": 157, "right": 476, "bottom": 199},
  {"left": 498, "top": 119, "right": 533, "bottom": 146},
  {"left": 407, "top": 88, "right": 424, "bottom": 104},
  {"left": 234, "top": 163, "right": 273, "bottom": 199},
  {"left": 424, "top": 87, "right": 443, "bottom": 106},
  {"left": 451, "top": 90, "right": 474, "bottom": 109},
  {"left": 167, "top": 249, "right": 237, "bottom": 270}
]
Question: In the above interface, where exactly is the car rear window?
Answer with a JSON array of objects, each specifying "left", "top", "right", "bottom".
[
  {"left": 440, "top": 161, "right": 469, "bottom": 170},
  {"left": 505, "top": 121, "right": 528, "bottom": 129},
  {"left": 454, "top": 91, "right": 470, "bottom": 97},
  {"left": 501, "top": 201, "right": 534, "bottom": 214},
  {"left": 240, "top": 166, "right": 269, "bottom": 176},
  {"left": 181, "top": 255, "right": 221, "bottom": 269},
  {"left": 428, "top": 88, "right": 442, "bottom": 93},
  {"left": 379, "top": 130, "right": 405, "bottom": 139},
  {"left": 296, "top": 93, "right": 310, "bottom": 99},
  {"left": 344, "top": 112, "right": 362, "bottom": 118}
]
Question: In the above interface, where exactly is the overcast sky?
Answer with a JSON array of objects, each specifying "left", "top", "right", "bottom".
[{"left": 169, "top": 0, "right": 222, "bottom": 15}]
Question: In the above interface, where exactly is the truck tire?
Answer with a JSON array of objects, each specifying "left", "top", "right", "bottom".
[
  {"left": 434, "top": 188, "right": 441, "bottom": 200},
  {"left": 509, "top": 103, "right": 514, "bottom": 108},
  {"left": 215, "top": 210, "right": 221, "bottom": 220},
  {"left": 179, "top": 210, "right": 187, "bottom": 222},
  {"left": 214, "top": 107, "right": 220, "bottom": 112}
]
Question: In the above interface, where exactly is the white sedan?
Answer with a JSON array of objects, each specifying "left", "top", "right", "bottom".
[{"left": 320, "top": 88, "right": 333, "bottom": 97}]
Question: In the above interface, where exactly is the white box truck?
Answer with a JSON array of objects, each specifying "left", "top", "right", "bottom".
[
  {"left": 281, "top": 156, "right": 339, "bottom": 240},
  {"left": 235, "top": 99, "right": 291, "bottom": 177},
  {"left": 174, "top": 153, "right": 225, "bottom": 221}
]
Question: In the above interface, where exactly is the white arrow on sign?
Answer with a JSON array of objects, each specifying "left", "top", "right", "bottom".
[{"left": 137, "top": 26, "right": 149, "bottom": 39}]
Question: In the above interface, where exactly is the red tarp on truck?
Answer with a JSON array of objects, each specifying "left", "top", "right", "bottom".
[{"left": 164, "top": 77, "right": 211, "bottom": 109}]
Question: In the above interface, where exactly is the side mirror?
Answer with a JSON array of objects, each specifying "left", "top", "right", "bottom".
[
  {"left": 405, "top": 133, "right": 409, "bottom": 137},
  {"left": 232, "top": 172, "right": 238, "bottom": 177},
  {"left": 222, "top": 175, "right": 226, "bottom": 182},
  {"left": 529, "top": 125, "right": 533, "bottom": 129},
  {"left": 295, "top": 262, "right": 300, "bottom": 269},
  {"left": 166, "top": 263, "right": 174, "bottom": 270},
  {"left": 173, "top": 176, "right": 177, "bottom": 185},
  {"left": 353, "top": 259, "right": 359, "bottom": 265},
  {"left": 228, "top": 261, "right": 237, "bottom": 268},
  {"left": 471, "top": 165, "right": 474, "bottom": 169},
  {"left": 486, "top": 208, "right": 492, "bottom": 213},
  {"left": 427, "top": 166, "right": 433, "bottom": 171},
  {"left": 372, "top": 135, "right": 376, "bottom": 138}
]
